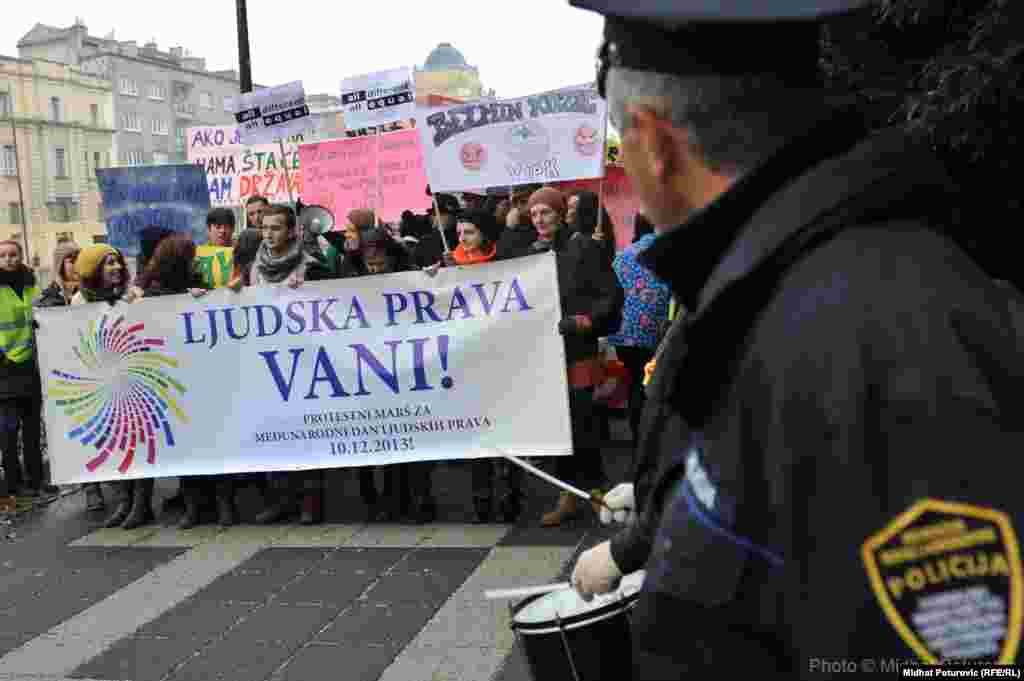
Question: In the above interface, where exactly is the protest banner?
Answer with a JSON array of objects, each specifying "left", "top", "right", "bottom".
[
  {"left": 417, "top": 85, "right": 607, "bottom": 192},
  {"left": 37, "top": 253, "right": 571, "bottom": 484},
  {"left": 187, "top": 125, "right": 304, "bottom": 206},
  {"left": 96, "top": 165, "right": 210, "bottom": 257},
  {"left": 230, "top": 80, "right": 314, "bottom": 145},
  {"left": 554, "top": 165, "right": 640, "bottom": 250},
  {"left": 300, "top": 129, "right": 432, "bottom": 224},
  {"left": 340, "top": 67, "right": 416, "bottom": 130}
]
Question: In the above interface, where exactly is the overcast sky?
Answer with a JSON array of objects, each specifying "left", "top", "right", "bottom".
[{"left": 1, "top": 1, "right": 605, "bottom": 99}]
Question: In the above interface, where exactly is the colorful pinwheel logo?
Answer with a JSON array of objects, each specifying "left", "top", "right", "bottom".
[{"left": 49, "top": 313, "right": 188, "bottom": 474}]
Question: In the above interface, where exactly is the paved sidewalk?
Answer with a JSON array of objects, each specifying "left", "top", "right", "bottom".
[{"left": 1, "top": 431, "right": 633, "bottom": 681}]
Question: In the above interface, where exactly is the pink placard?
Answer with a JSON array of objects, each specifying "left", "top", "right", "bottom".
[
  {"left": 555, "top": 165, "right": 641, "bottom": 250},
  {"left": 299, "top": 129, "right": 432, "bottom": 227}
]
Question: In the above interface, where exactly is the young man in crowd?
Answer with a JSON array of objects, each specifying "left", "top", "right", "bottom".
[
  {"left": 196, "top": 207, "right": 236, "bottom": 289},
  {"left": 245, "top": 195, "right": 269, "bottom": 231},
  {"left": 496, "top": 184, "right": 541, "bottom": 260}
]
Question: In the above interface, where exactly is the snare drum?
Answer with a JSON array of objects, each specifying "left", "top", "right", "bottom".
[{"left": 510, "top": 571, "right": 645, "bottom": 681}]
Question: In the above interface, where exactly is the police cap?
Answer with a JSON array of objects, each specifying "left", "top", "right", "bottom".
[{"left": 570, "top": 0, "right": 867, "bottom": 94}]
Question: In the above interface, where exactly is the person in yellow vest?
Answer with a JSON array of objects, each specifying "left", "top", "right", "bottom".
[
  {"left": 0, "top": 240, "right": 54, "bottom": 498},
  {"left": 195, "top": 208, "right": 236, "bottom": 289}
]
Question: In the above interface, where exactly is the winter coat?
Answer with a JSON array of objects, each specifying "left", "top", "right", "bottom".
[
  {"left": 34, "top": 281, "right": 74, "bottom": 308},
  {"left": 615, "top": 111, "right": 1024, "bottom": 677},
  {"left": 495, "top": 222, "right": 539, "bottom": 261},
  {"left": 537, "top": 228, "right": 623, "bottom": 370},
  {"left": 607, "top": 233, "right": 671, "bottom": 350},
  {"left": 0, "top": 267, "right": 41, "bottom": 401}
]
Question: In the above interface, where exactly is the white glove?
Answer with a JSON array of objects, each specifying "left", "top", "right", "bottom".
[{"left": 599, "top": 482, "right": 635, "bottom": 526}]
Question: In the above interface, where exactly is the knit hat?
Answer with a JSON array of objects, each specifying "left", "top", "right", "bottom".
[
  {"left": 457, "top": 209, "right": 503, "bottom": 245},
  {"left": 52, "top": 241, "right": 81, "bottom": 283},
  {"left": 74, "top": 244, "right": 119, "bottom": 279},
  {"left": 527, "top": 187, "right": 567, "bottom": 217}
]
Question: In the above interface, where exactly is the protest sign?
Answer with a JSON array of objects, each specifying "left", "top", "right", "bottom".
[
  {"left": 96, "top": 165, "right": 210, "bottom": 256},
  {"left": 300, "top": 129, "right": 432, "bottom": 224},
  {"left": 340, "top": 67, "right": 416, "bottom": 130},
  {"left": 187, "top": 125, "right": 303, "bottom": 206},
  {"left": 554, "top": 165, "right": 640, "bottom": 250},
  {"left": 37, "top": 254, "right": 571, "bottom": 484},
  {"left": 230, "top": 80, "right": 314, "bottom": 145},
  {"left": 417, "top": 85, "right": 607, "bottom": 192}
]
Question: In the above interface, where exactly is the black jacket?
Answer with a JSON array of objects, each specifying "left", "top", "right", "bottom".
[
  {"left": 537, "top": 229, "right": 623, "bottom": 366},
  {"left": 34, "top": 281, "right": 73, "bottom": 308},
  {"left": 615, "top": 113, "right": 1024, "bottom": 677},
  {"left": 495, "top": 223, "right": 539, "bottom": 261}
]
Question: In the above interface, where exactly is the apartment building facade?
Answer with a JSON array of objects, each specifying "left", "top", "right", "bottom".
[
  {"left": 18, "top": 21, "right": 241, "bottom": 167},
  {"left": 0, "top": 55, "right": 115, "bottom": 276}
]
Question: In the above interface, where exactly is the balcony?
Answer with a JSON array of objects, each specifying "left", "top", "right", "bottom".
[{"left": 174, "top": 101, "right": 194, "bottom": 118}]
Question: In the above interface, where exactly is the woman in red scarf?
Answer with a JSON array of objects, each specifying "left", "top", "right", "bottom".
[{"left": 439, "top": 209, "right": 524, "bottom": 522}]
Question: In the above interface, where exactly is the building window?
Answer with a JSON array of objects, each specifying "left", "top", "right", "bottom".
[
  {"left": 56, "top": 231, "right": 74, "bottom": 243},
  {"left": 94, "top": 151, "right": 102, "bottom": 170},
  {"left": 50, "top": 97, "right": 61, "bottom": 122},
  {"left": 223, "top": 95, "right": 233, "bottom": 112},
  {"left": 122, "top": 112, "right": 141, "bottom": 132},
  {"left": 90, "top": 103, "right": 99, "bottom": 126},
  {"left": 93, "top": 234, "right": 108, "bottom": 244},
  {"left": 0, "top": 146, "right": 14, "bottom": 176},
  {"left": 200, "top": 91, "right": 213, "bottom": 109},
  {"left": 123, "top": 150, "right": 145, "bottom": 166},
  {"left": 153, "top": 151, "right": 169, "bottom": 165},
  {"left": 55, "top": 147, "right": 67, "bottom": 178},
  {"left": 0, "top": 92, "right": 10, "bottom": 115},
  {"left": 119, "top": 77, "right": 138, "bottom": 96},
  {"left": 9, "top": 203, "right": 21, "bottom": 225},
  {"left": 151, "top": 117, "right": 168, "bottom": 136},
  {"left": 148, "top": 83, "right": 166, "bottom": 100},
  {"left": 47, "top": 199, "right": 77, "bottom": 223}
]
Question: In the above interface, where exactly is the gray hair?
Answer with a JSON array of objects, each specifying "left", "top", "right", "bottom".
[{"left": 606, "top": 67, "right": 828, "bottom": 176}]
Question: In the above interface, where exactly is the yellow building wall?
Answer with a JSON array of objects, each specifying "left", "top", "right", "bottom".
[{"left": 0, "top": 57, "right": 114, "bottom": 284}]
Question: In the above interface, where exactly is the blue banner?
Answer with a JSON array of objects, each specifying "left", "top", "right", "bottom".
[{"left": 97, "top": 165, "right": 210, "bottom": 256}]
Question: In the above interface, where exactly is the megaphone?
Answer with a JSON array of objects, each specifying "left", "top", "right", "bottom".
[{"left": 298, "top": 204, "right": 335, "bottom": 235}]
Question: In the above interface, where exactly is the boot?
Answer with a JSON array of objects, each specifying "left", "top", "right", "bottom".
[
  {"left": 541, "top": 491, "right": 579, "bottom": 527},
  {"left": 103, "top": 481, "right": 133, "bottom": 528},
  {"left": 299, "top": 493, "right": 322, "bottom": 525},
  {"left": 473, "top": 495, "right": 492, "bottom": 524},
  {"left": 84, "top": 483, "right": 105, "bottom": 512},
  {"left": 121, "top": 479, "right": 155, "bottom": 530},
  {"left": 498, "top": 490, "right": 523, "bottom": 524},
  {"left": 178, "top": 483, "right": 201, "bottom": 529},
  {"left": 215, "top": 479, "right": 237, "bottom": 527}
]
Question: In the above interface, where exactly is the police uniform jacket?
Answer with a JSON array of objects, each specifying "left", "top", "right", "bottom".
[{"left": 612, "top": 110, "right": 1024, "bottom": 677}]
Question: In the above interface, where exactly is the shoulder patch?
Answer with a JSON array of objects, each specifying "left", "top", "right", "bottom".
[{"left": 862, "top": 499, "right": 1022, "bottom": 663}]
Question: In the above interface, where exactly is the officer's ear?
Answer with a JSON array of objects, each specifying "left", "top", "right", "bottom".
[{"left": 624, "top": 105, "right": 685, "bottom": 184}]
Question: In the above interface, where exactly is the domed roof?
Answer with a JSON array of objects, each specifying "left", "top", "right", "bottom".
[{"left": 424, "top": 42, "right": 468, "bottom": 71}]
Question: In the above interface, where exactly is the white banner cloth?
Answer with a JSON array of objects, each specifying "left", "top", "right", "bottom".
[{"left": 36, "top": 254, "right": 571, "bottom": 483}]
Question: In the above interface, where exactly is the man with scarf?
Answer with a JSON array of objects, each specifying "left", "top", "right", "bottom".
[{"left": 245, "top": 204, "right": 331, "bottom": 524}]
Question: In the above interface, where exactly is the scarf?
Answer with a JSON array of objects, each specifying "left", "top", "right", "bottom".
[
  {"left": 453, "top": 243, "right": 497, "bottom": 265},
  {"left": 78, "top": 284, "right": 124, "bottom": 304},
  {"left": 254, "top": 239, "right": 307, "bottom": 283}
]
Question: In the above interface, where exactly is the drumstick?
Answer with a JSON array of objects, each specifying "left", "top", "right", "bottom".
[
  {"left": 484, "top": 582, "right": 571, "bottom": 600},
  {"left": 501, "top": 453, "right": 612, "bottom": 512}
]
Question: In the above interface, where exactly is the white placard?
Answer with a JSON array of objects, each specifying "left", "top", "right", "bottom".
[
  {"left": 36, "top": 254, "right": 571, "bottom": 483},
  {"left": 231, "top": 80, "right": 315, "bottom": 145},
  {"left": 340, "top": 67, "right": 416, "bottom": 130},
  {"left": 417, "top": 85, "right": 607, "bottom": 192}
]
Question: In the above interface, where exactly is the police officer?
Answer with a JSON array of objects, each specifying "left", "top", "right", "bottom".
[{"left": 567, "top": 1, "right": 1024, "bottom": 677}]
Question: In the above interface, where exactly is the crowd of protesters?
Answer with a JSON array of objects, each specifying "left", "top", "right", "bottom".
[{"left": 0, "top": 183, "right": 673, "bottom": 530}]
